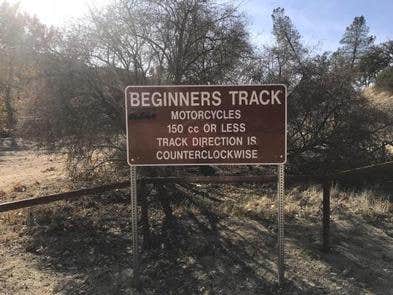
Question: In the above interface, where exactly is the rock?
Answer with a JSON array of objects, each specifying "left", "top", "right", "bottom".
[{"left": 13, "top": 184, "right": 27, "bottom": 192}]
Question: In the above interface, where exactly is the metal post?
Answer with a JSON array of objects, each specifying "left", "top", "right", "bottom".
[
  {"left": 130, "top": 166, "right": 139, "bottom": 283},
  {"left": 277, "top": 164, "right": 285, "bottom": 285},
  {"left": 322, "top": 181, "right": 331, "bottom": 252}
]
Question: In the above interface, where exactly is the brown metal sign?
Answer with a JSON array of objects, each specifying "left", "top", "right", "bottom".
[{"left": 125, "top": 85, "right": 287, "bottom": 166}]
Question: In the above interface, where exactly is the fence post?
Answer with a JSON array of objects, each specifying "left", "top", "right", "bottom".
[{"left": 322, "top": 180, "right": 331, "bottom": 252}]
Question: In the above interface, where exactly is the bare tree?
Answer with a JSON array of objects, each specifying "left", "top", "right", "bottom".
[
  {"left": 0, "top": 1, "right": 58, "bottom": 138},
  {"left": 20, "top": 0, "right": 253, "bottom": 245}
]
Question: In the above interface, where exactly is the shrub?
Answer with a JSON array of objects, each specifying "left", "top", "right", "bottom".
[{"left": 376, "top": 66, "right": 393, "bottom": 92}]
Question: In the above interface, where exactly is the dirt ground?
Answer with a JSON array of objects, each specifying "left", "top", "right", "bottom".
[
  {"left": 0, "top": 138, "right": 68, "bottom": 198},
  {"left": 1, "top": 139, "right": 393, "bottom": 294}
]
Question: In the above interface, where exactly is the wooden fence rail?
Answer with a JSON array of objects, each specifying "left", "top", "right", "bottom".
[
  {"left": 1, "top": 161, "right": 391, "bottom": 214},
  {"left": 0, "top": 181, "right": 130, "bottom": 213},
  {"left": 0, "top": 176, "right": 281, "bottom": 213},
  {"left": 0, "top": 161, "right": 392, "bottom": 252}
]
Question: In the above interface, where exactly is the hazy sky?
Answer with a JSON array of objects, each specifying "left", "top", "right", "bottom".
[
  {"left": 9, "top": 0, "right": 108, "bottom": 25},
  {"left": 9, "top": 0, "right": 393, "bottom": 52}
]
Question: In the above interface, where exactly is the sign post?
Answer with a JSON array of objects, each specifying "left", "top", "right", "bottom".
[
  {"left": 129, "top": 166, "right": 139, "bottom": 283},
  {"left": 125, "top": 84, "right": 287, "bottom": 284},
  {"left": 277, "top": 164, "right": 285, "bottom": 285}
]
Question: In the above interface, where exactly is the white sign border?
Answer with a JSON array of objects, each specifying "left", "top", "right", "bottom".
[{"left": 125, "top": 84, "right": 287, "bottom": 167}]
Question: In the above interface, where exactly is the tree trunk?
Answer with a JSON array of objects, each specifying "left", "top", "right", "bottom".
[
  {"left": 4, "top": 56, "right": 16, "bottom": 137},
  {"left": 139, "top": 183, "right": 151, "bottom": 249},
  {"left": 4, "top": 86, "right": 15, "bottom": 132},
  {"left": 157, "top": 184, "right": 174, "bottom": 227}
]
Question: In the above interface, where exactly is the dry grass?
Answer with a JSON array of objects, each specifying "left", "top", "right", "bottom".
[
  {"left": 218, "top": 184, "right": 392, "bottom": 223},
  {"left": 335, "top": 187, "right": 392, "bottom": 220},
  {"left": 363, "top": 86, "right": 393, "bottom": 111},
  {"left": 1, "top": 179, "right": 392, "bottom": 294}
]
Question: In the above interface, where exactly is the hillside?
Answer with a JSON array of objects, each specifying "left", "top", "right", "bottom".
[{"left": 363, "top": 87, "right": 393, "bottom": 111}]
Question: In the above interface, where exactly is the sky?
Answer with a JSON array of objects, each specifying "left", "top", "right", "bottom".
[
  {"left": 241, "top": 0, "right": 393, "bottom": 52},
  {"left": 8, "top": 0, "right": 393, "bottom": 52}
]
